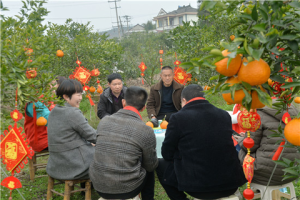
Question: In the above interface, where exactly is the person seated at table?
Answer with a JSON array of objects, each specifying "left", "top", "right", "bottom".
[
  {"left": 156, "top": 84, "right": 247, "bottom": 200},
  {"left": 97, "top": 73, "right": 127, "bottom": 119},
  {"left": 90, "top": 86, "right": 158, "bottom": 200},
  {"left": 24, "top": 76, "right": 66, "bottom": 152},
  {"left": 146, "top": 66, "right": 184, "bottom": 127},
  {"left": 46, "top": 79, "right": 97, "bottom": 180},
  {"left": 234, "top": 98, "right": 300, "bottom": 186}
]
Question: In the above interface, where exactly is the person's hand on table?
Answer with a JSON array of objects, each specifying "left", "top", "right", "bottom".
[{"left": 150, "top": 117, "right": 158, "bottom": 127}]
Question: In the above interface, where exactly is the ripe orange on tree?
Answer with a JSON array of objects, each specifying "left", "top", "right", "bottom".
[
  {"left": 238, "top": 58, "right": 270, "bottom": 86},
  {"left": 89, "top": 86, "right": 96, "bottom": 93},
  {"left": 268, "top": 78, "right": 274, "bottom": 86},
  {"left": 284, "top": 118, "right": 300, "bottom": 146},
  {"left": 36, "top": 117, "right": 47, "bottom": 126},
  {"left": 250, "top": 89, "right": 265, "bottom": 109},
  {"left": 215, "top": 49, "right": 242, "bottom": 77},
  {"left": 294, "top": 97, "right": 300, "bottom": 104},
  {"left": 56, "top": 50, "right": 64, "bottom": 57},
  {"left": 222, "top": 76, "right": 245, "bottom": 104},
  {"left": 230, "top": 35, "right": 235, "bottom": 41},
  {"left": 204, "top": 85, "right": 211, "bottom": 90},
  {"left": 146, "top": 121, "right": 154, "bottom": 128}
]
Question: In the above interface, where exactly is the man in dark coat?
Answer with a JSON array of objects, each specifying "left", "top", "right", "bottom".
[
  {"left": 156, "top": 84, "right": 247, "bottom": 200},
  {"left": 97, "top": 73, "right": 127, "bottom": 119},
  {"left": 146, "top": 66, "right": 184, "bottom": 126}
]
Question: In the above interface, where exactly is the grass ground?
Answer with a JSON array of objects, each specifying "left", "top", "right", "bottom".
[{"left": 1, "top": 93, "right": 299, "bottom": 199}]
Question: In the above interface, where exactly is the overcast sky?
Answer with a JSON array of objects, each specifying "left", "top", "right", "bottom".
[{"left": 3, "top": 0, "right": 198, "bottom": 32}]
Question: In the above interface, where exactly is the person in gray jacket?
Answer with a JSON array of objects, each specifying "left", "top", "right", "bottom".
[
  {"left": 90, "top": 86, "right": 158, "bottom": 200},
  {"left": 235, "top": 98, "right": 300, "bottom": 186},
  {"left": 47, "top": 79, "right": 97, "bottom": 180}
]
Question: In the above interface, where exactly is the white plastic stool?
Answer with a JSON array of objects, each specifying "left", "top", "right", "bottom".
[{"left": 251, "top": 182, "right": 296, "bottom": 200}]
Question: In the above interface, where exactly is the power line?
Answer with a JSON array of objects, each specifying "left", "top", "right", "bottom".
[{"left": 108, "top": 0, "right": 121, "bottom": 39}]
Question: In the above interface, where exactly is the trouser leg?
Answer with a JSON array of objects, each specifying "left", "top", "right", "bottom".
[
  {"left": 140, "top": 171, "right": 155, "bottom": 200},
  {"left": 156, "top": 159, "right": 188, "bottom": 200}
]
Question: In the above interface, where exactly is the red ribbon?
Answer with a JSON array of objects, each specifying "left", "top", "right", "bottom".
[
  {"left": 87, "top": 95, "right": 94, "bottom": 106},
  {"left": 272, "top": 139, "right": 285, "bottom": 161},
  {"left": 186, "top": 97, "right": 206, "bottom": 105}
]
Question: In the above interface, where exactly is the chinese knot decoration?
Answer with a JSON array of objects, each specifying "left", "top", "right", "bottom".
[
  {"left": 91, "top": 65, "right": 100, "bottom": 77},
  {"left": 173, "top": 67, "right": 188, "bottom": 85},
  {"left": 138, "top": 60, "right": 147, "bottom": 85},
  {"left": 159, "top": 49, "right": 163, "bottom": 69},
  {"left": 26, "top": 68, "right": 37, "bottom": 79},
  {"left": 174, "top": 52, "right": 181, "bottom": 66},
  {"left": 237, "top": 108, "right": 261, "bottom": 200},
  {"left": 69, "top": 58, "right": 91, "bottom": 85},
  {"left": 1, "top": 89, "right": 34, "bottom": 199}
]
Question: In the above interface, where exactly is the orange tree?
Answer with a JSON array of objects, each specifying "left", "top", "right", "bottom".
[{"left": 181, "top": 0, "right": 300, "bottom": 179}]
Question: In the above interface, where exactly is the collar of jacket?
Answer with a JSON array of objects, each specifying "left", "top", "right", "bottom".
[
  {"left": 103, "top": 87, "right": 127, "bottom": 103},
  {"left": 153, "top": 80, "right": 182, "bottom": 91},
  {"left": 182, "top": 99, "right": 209, "bottom": 109},
  {"left": 123, "top": 106, "right": 142, "bottom": 120}
]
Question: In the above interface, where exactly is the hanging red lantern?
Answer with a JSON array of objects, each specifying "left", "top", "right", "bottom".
[
  {"left": 25, "top": 48, "right": 33, "bottom": 56},
  {"left": 160, "top": 58, "right": 163, "bottom": 62},
  {"left": 83, "top": 85, "right": 90, "bottom": 91},
  {"left": 27, "top": 59, "right": 32, "bottom": 63},
  {"left": 97, "top": 80, "right": 100, "bottom": 84},
  {"left": 138, "top": 61, "right": 147, "bottom": 85},
  {"left": 76, "top": 59, "right": 82, "bottom": 66},
  {"left": 243, "top": 138, "right": 254, "bottom": 149},
  {"left": 26, "top": 68, "right": 37, "bottom": 79},
  {"left": 237, "top": 109, "right": 261, "bottom": 132},
  {"left": 159, "top": 50, "right": 164, "bottom": 54},
  {"left": 243, "top": 188, "right": 254, "bottom": 200},
  {"left": 174, "top": 60, "right": 181, "bottom": 65},
  {"left": 91, "top": 68, "right": 100, "bottom": 76}
]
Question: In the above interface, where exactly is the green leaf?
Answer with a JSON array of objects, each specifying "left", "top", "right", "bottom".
[
  {"left": 273, "top": 160, "right": 288, "bottom": 167},
  {"left": 233, "top": 37, "right": 245, "bottom": 42},
  {"left": 209, "top": 75, "right": 219, "bottom": 81},
  {"left": 242, "top": 88, "right": 252, "bottom": 104},
  {"left": 292, "top": 22, "right": 300, "bottom": 31},
  {"left": 241, "top": 81, "right": 252, "bottom": 90},
  {"left": 180, "top": 62, "right": 194, "bottom": 69},
  {"left": 244, "top": 38, "right": 250, "bottom": 55},
  {"left": 292, "top": 86, "right": 300, "bottom": 96},
  {"left": 279, "top": 34, "right": 299, "bottom": 40},
  {"left": 210, "top": 49, "right": 223, "bottom": 57},
  {"left": 251, "top": 23, "right": 267, "bottom": 32},
  {"left": 289, "top": 1, "right": 300, "bottom": 9},
  {"left": 280, "top": 82, "right": 300, "bottom": 89},
  {"left": 254, "top": 88, "right": 273, "bottom": 108},
  {"left": 230, "top": 83, "right": 238, "bottom": 102},
  {"left": 282, "top": 168, "right": 299, "bottom": 176},
  {"left": 287, "top": 40, "right": 299, "bottom": 55},
  {"left": 282, "top": 157, "right": 292, "bottom": 166},
  {"left": 252, "top": 48, "right": 265, "bottom": 61},
  {"left": 258, "top": 8, "right": 268, "bottom": 20},
  {"left": 251, "top": 4, "right": 258, "bottom": 21}
]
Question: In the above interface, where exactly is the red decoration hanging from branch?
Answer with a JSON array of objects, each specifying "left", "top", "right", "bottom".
[
  {"left": 139, "top": 55, "right": 147, "bottom": 85},
  {"left": 26, "top": 68, "right": 37, "bottom": 79},
  {"left": 159, "top": 49, "right": 163, "bottom": 69},
  {"left": 69, "top": 58, "right": 91, "bottom": 85},
  {"left": 1, "top": 89, "right": 34, "bottom": 199},
  {"left": 173, "top": 67, "right": 188, "bottom": 85}
]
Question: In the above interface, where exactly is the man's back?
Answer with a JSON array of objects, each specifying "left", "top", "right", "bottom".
[
  {"left": 162, "top": 99, "right": 246, "bottom": 192},
  {"left": 89, "top": 109, "right": 158, "bottom": 194}
]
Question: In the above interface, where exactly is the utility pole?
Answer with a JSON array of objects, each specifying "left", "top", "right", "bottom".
[
  {"left": 108, "top": 0, "right": 121, "bottom": 39},
  {"left": 123, "top": 15, "right": 131, "bottom": 32},
  {"left": 119, "top": 16, "right": 124, "bottom": 36}
]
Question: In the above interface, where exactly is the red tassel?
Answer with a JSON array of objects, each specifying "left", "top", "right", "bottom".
[
  {"left": 88, "top": 95, "right": 94, "bottom": 106},
  {"left": 142, "top": 78, "right": 144, "bottom": 85},
  {"left": 272, "top": 139, "right": 285, "bottom": 160}
]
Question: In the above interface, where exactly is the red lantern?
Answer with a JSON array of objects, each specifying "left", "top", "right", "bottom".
[
  {"left": 237, "top": 109, "right": 261, "bottom": 132},
  {"left": 174, "top": 60, "right": 181, "bottom": 65},
  {"left": 1, "top": 176, "right": 22, "bottom": 190},
  {"left": 173, "top": 67, "right": 188, "bottom": 85},
  {"left": 138, "top": 62, "right": 147, "bottom": 85},
  {"left": 26, "top": 69, "right": 37, "bottom": 79},
  {"left": 25, "top": 48, "right": 33, "bottom": 56},
  {"left": 243, "top": 137, "right": 254, "bottom": 149},
  {"left": 243, "top": 188, "right": 254, "bottom": 200},
  {"left": 160, "top": 58, "right": 163, "bottom": 62},
  {"left": 159, "top": 50, "right": 164, "bottom": 54},
  {"left": 10, "top": 110, "right": 23, "bottom": 123},
  {"left": 27, "top": 59, "right": 32, "bottom": 63},
  {"left": 76, "top": 60, "right": 82, "bottom": 66},
  {"left": 243, "top": 154, "right": 255, "bottom": 183},
  {"left": 97, "top": 80, "right": 100, "bottom": 84},
  {"left": 83, "top": 86, "right": 90, "bottom": 91},
  {"left": 91, "top": 68, "right": 100, "bottom": 76}
]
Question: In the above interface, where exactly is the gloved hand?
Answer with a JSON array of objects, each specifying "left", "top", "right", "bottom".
[{"left": 150, "top": 117, "right": 159, "bottom": 127}]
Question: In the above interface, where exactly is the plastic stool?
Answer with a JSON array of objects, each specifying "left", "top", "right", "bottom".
[{"left": 251, "top": 182, "right": 296, "bottom": 200}]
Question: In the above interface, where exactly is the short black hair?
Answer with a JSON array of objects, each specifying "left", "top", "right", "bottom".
[
  {"left": 181, "top": 84, "right": 204, "bottom": 102},
  {"left": 107, "top": 73, "right": 122, "bottom": 83},
  {"left": 124, "top": 86, "right": 148, "bottom": 110},
  {"left": 161, "top": 66, "right": 173, "bottom": 72},
  {"left": 56, "top": 79, "right": 83, "bottom": 100},
  {"left": 56, "top": 76, "right": 66, "bottom": 86}
]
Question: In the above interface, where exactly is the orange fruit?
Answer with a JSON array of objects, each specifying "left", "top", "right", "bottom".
[
  {"left": 36, "top": 117, "right": 47, "bottom": 126},
  {"left": 294, "top": 97, "right": 300, "bottom": 104},
  {"left": 97, "top": 85, "right": 103, "bottom": 94},
  {"left": 250, "top": 90, "right": 265, "bottom": 109},
  {"left": 222, "top": 76, "right": 246, "bottom": 104},
  {"left": 215, "top": 49, "right": 242, "bottom": 77},
  {"left": 238, "top": 58, "right": 270, "bottom": 86},
  {"left": 160, "top": 120, "right": 168, "bottom": 129},
  {"left": 56, "top": 50, "right": 64, "bottom": 57},
  {"left": 204, "top": 85, "right": 211, "bottom": 90},
  {"left": 230, "top": 35, "right": 235, "bottom": 41},
  {"left": 89, "top": 86, "right": 96, "bottom": 93},
  {"left": 146, "top": 121, "right": 154, "bottom": 128},
  {"left": 268, "top": 78, "right": 274, "bottom": 86},
  {"left": 284, "top": 118, "right": 300, "bottom": 146}
]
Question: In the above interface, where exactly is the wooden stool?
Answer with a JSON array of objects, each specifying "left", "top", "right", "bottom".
[
  {"left": 47, "top": 176, "right": 91, "bottom": 200},
  {"left": 251, "top": 182, "right": 296, "bottom": 200},
  {"left": 28, "top": 150, "right": 49, "bottom": 181}
]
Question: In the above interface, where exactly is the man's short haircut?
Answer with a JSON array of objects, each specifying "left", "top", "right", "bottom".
[
  {"left": 56, "top": 79, "right": 83, "bottom": 100},
  {"left": 107, "top": 73, "right": 123, "bottom": 83},
  {"left": 124, "top": 86, "right": 148, "bottom": 110},
  {"left": 161, "top": 66, "right": 173, "bottom": 72},
  {"left": 56, "top": 76, "right": 66, "bottom": 86},
  {"left": 181, "top": 84, "right": 204, "bottom": 102}
]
